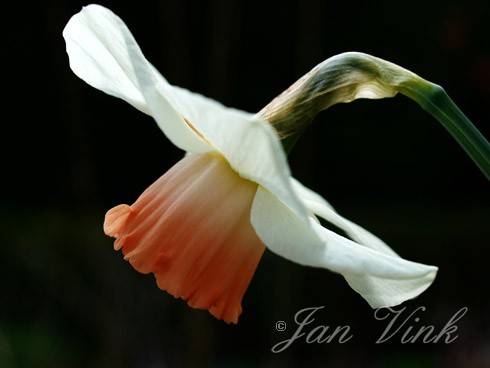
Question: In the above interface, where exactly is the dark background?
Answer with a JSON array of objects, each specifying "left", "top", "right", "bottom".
[{"left": 2, "top": 0, "right": 489, "bottom": 367}]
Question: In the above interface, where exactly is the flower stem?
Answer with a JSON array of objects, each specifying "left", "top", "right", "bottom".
[
  {"left": 259, "top": 52, "right": 490, "bottom": 178},
  {"left": 401, "top": 81, "right": 490, "bottom": 179}
]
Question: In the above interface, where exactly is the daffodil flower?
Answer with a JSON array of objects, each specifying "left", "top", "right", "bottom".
[{"left": 63, "top": 4, "right": 488, "bottom": 324}]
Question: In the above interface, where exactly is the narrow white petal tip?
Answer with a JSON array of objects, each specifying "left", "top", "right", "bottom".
[
  {"left": 62, "top": 3, "right": 211, "bottom": 153},
  {"left": 354, "top": 266, "right": 438, "bottom": 309},
  {"left": 252, "top": 186, "right": 439, "bottom": 307}
]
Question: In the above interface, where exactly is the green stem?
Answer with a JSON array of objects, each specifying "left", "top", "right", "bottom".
[
  {"left": 259, "top": 52, "right": 490, "bottom": 178},
  {"left": 402, "top": 82, "right": 490, "bottom": 179}
]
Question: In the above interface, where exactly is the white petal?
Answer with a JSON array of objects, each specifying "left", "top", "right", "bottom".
[
  {"left": 251, "top": 187, "right": 327, "bottom": 267},
  {"left": 291, "top": 178, "right": 398, "bottom": 256},
  {"left": 164, "top": 87, "right": 310, "bottom": 220},
  {"left": 63, "top": 4, "right": 210, "bottom": 153},
  {"left": 64, "top": 5, "right": 309, "bottom": 220},
  {"left": 251, "top": 187, "right": 438, "bottom": 307}
]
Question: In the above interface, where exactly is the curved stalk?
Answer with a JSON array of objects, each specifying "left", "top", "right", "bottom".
[{"left": 258, "top": 52, "right": 490, "bottom": 178}]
